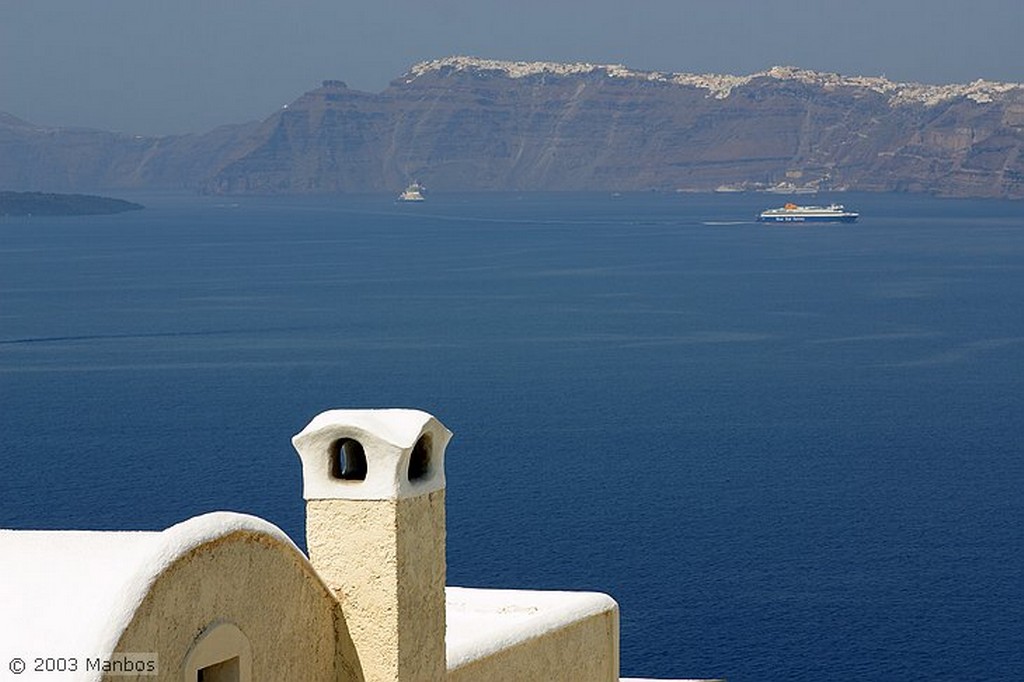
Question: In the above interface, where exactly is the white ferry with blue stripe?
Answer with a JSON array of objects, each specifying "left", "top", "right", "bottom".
[{"left": 758, "top": 203, "right": 859, "bottom": 223}]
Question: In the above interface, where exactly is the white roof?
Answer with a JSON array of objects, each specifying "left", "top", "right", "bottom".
[
  {"left": 0, "top": 512, "right": 294, "bottom": 678},
  {"left": 445, "top": 587, "right": 712, "bottom": 681},
  {"left": 445, "top": 586, "right": 618, "bottom": 670},
  {"left": 2, "top": 508, "right": 699, "bottom": 681}
]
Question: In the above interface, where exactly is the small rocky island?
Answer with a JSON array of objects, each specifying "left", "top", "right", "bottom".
[{"left": 0, "top": 191, "right": 143, "bottom": 216}]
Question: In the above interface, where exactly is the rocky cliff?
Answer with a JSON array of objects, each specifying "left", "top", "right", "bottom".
[
  {"left": 3, "top": 58, "right": 1023, "bottom": 198},
  {"left": 0, "top": 112, "right": 260, "bottom": 192}
]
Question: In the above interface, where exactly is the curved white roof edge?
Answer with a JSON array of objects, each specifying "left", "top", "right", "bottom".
[
  {"left": 90, "top": 511, "right": 304, "bottom": 655},
  {"left": 0, "top": 511, "right": 317, "bottom": 676}
]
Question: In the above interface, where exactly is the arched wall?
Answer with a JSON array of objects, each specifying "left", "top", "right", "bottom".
[{"left": 110, "top": 530, "right": 362, "bottom": 682}]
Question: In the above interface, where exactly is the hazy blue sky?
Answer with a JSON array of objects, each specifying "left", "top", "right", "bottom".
[{"left": 1, "top": 0, "right": 1021, "bottom": 135}]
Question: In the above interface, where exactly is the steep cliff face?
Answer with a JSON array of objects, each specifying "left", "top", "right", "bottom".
[
  {"left": 204, "top": 83, "right": 394, "bottom": 194},
  {"left": 0, "top": 114, "right": 260, "bottom": 192},
  {"left": 3, "top": 58, "right": 1023, "bottom": 197},
  {"left": 202, "top": 58, "right": 1024, "bottom": 197}
]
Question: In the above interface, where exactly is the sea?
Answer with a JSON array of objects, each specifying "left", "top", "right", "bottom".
[{"left": 1, "top": 192, "right": 1021, "bottom": 681}]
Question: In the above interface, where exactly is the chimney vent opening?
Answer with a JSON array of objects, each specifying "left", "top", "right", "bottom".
[
  {"left": 408, "top": 434, "right": 432, "bottom": 482},
  {"left": 330, "top": 438, "right": 367, "bottom": 481}
]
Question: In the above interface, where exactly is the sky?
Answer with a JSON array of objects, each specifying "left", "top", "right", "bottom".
[{"left": 1, "top": 0, "right": 1022, "bottom": 136}]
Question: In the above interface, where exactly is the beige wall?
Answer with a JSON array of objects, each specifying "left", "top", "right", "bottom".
[
  {"left": 307, "top": 490, "right": 446, "bottom": 682},
  {"left": 111, "top": 530, "right": 363, "bottom": 682},
  {"left": 447, "top": 609, "right": 619, "bottom": 682}
]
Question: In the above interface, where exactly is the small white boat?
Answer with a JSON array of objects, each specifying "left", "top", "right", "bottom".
[{"left": 398, "top": 182, "right": 425, "bottom": 202}]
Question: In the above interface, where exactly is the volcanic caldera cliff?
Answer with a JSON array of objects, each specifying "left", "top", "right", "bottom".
[{"left": 4, "top": 57, "right": 1023, "bottom": 198}]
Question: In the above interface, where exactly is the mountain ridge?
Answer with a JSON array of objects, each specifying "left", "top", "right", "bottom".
[{"left": 2, "top": 56, "right": 1023, "bottom": 198}]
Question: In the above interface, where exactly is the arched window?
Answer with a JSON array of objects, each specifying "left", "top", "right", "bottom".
[
  {"left": 183, "top": 622, "right": 252, "bottom": 682},
  {"left": 330, "top": 438, "right": 367, "bottom": 481},
  {"left": 408, "top": 434, "right": 432, "bottom": 482}
]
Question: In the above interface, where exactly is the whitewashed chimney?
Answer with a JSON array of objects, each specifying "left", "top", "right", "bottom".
[{"left": 292, "top": 409, "right": 451, "bottom": 682}]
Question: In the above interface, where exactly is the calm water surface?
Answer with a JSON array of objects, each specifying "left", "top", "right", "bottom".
[{"left": 1, "top": 192, "right": 1022, "bottom": 680}]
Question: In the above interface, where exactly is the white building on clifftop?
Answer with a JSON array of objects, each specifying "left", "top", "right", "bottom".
[{"left": 0, "top": 408, "right": 715, "bottom": 682}]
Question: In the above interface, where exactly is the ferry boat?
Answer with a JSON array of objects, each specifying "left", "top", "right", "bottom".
[
  {"left": 397, "top": 182, "right": 425, "bottom": 202},
  {"left": 758, "top": 203, "right": 859, "bottom": 223}
]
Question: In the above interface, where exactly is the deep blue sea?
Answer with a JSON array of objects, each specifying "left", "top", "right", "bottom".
[{"left": 2, "top": 192, "right": 1022, "bottom": 680}]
